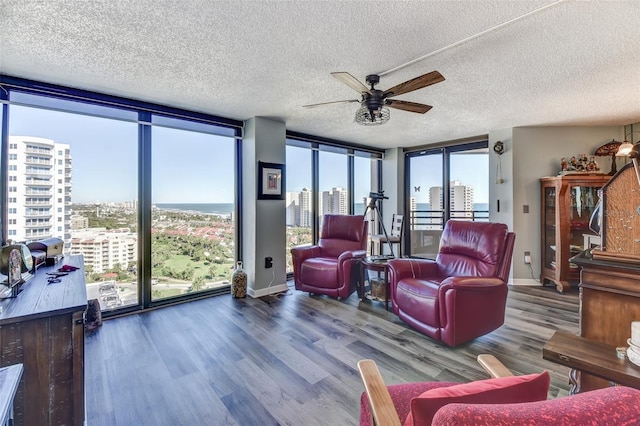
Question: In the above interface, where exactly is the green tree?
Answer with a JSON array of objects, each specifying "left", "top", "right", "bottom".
[{"left": 192, "top": 275, "right": 204, "bottom": 292}]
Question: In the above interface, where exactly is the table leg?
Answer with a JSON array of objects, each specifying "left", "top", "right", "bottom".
[
  {"left": 360, "top": 263, "right": 366, "bottom": 302},
  {"left": 384, "top": 267, "right": 389, "bottom": 311}
]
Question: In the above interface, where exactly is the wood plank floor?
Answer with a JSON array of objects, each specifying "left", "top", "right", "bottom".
[{"left": 85, "top": 284, "right": 579, "bottom": 425}]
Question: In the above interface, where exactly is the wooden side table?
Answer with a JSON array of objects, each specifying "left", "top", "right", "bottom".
[
  {"left": 360, "top": 257, "right": 391, "bottom": 310},
  {"left": 543, "top": 331, "right": 640, "bottom": 394}
]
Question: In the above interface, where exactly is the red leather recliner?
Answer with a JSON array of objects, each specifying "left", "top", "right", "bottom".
[
  {"left": 291, "top": 214, "right": 368, "bottom": 299},
  {"left": 388, "top": 220, "right": 516, "bottom": 347}
]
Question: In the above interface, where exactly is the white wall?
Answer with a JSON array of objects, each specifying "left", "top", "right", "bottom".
[
  {"left": 489, "top": 129, "right": 514, "bottom": 230},
  {"left": 509, "top": 126, "right": 624, "bottom": 284},
  {"left": 381, "top": 148, "right": 405, "bottom": 245},
  {"left": 243, "top": 117, "right": 288, "bottom": 297}
]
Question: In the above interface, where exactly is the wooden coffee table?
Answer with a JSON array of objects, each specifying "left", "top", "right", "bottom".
[
  {"left": 543, "top": 331, "right": 640, "bottom": 393},
  {"left": 360, "top": 256, "right": 392, "bottom": 310}
]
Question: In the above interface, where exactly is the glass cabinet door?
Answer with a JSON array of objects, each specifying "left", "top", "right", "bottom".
[
  {"left": 568, "top": 185, "right": 600, "bottom": 257},
  {"left": 543, "top": 186, "right": 556, "bottom": 271}
]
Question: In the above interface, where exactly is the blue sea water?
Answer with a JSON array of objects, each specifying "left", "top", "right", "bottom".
[{"left": 155, "top": 203, "right": 234, "bottom": 215}]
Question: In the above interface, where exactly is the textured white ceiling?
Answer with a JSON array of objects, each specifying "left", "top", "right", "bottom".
[{"left": 1, "top": 0, "right": 639, "bottom": 149}]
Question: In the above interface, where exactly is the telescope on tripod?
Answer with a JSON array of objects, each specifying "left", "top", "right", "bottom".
[{"left": 364, "top": 191, "right": 395, "bottom": 260}]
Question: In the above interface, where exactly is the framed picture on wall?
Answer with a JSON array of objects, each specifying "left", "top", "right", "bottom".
[{"left": 258, "top": 161, "right": 285, "bottom": 200}]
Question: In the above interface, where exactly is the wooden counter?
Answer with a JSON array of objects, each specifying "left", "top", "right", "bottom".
[
  {"left": 570, "top": 250, "right": 640, "bottom": 392},
  {"left": 543, "top": 331, "right": 640, "bottom": 392},
  {"left": 0, "top": 255, "right": 86, "bottom": 426}
]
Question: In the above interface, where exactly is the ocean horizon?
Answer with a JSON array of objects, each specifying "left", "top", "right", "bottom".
[
  {"left": 155, "top": 203, "right": 234, "bottom": 216},
  {"left": 154, "top": 202, "right": 490, "bottom": 216}
]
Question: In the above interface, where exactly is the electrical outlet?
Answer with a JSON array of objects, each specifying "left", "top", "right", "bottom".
[
  {"left": 265, "top": 256, "right": 273, "bottom": 268},
  {"left": 524, "top": 251, "right": 531, "bottom": 264}
]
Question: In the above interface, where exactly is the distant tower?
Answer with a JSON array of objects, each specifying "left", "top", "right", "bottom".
[
  {"left": 298, "top": 188, "right": 312, "bottom": 227},
  {"left": 7, "top": 136, "right": 72, "bottom": 250}
]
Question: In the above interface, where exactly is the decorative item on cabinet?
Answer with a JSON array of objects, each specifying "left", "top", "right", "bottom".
[
  {"left": 540, "top": 174, "right": 610, "bottom": 293},
  {"left": 594, "top": 139, "right": 623, "bottom": 175}
]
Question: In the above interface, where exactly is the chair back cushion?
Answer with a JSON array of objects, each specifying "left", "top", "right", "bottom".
[
  {"left": 405, "top": 371, "right": 550, "bottom": 426},
  {"left": 436, "top": 221, "right": 508, "bottom": 278},
  {"left": 431, "top": 385, "right": 640, "bottom": 426},
  {"left": 319, "top": 214, "right": 367, "bottom": 258}
]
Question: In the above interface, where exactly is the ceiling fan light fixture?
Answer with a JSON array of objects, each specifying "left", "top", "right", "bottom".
[{"left": 355, "top": 106, "right": 390, "bottom": 126}]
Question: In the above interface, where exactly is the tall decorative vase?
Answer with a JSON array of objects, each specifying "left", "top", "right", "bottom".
[{"left": 231, "top": 261, "right": 247, "bottom": 298}]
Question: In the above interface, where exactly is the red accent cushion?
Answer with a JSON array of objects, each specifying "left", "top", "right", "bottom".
[{"left": 404, "top": 371, "right": 550, "bottom": 426}]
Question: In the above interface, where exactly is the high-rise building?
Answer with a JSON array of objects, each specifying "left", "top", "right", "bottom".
[
  {"left": 7, "top": 136, "right": 72, "bottom": 250},
  {"left": 428, "top": 180, "right": 474, "bottom": 224},
  {"left": 450, "top": 180, "right": 474, "bottom": 219},
  {"left": 298, "top": 188, "right": 312, "bottom": 227},
  {"left": 285, "top": 191, "right": 299, "bottom": 226},
  {"left": 321, "top": 187, "right": 347, "bottom": 215}
]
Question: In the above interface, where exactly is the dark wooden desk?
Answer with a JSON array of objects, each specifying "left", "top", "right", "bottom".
[
  {"left": 543, "top": 331, "right": 640, "bottom": 393},
  {"left": 0, "top": 255, "right": 86, "bottom": 426}
]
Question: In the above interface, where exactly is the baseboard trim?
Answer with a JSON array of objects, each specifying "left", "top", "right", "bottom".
[
  {"left": 511, "top": 278, "right": 542, "bottom": 286},
  {"left": 247, "top": 283, "right": 288, "bottom": 298}
]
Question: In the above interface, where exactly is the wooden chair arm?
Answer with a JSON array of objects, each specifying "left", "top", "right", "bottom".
[
  {"left": 357, "top": 355, "right": 513, "bottom": 426},
  {"left": 357, "top": 359, "right": 402, "bottom": 426},
  {"left": 477, "top": 354, "right": 514, "bottom": 378}
]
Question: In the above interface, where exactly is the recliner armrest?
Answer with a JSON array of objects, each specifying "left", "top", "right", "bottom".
[
  {"left": 440, "top": 276, "right": 505, "bottom": 289},
  {"left": 338, "top": 249, "right": 366, "bottom": 262},
  {"left": 291, "top": 245, "right": 321, "bottom": 263},
  {"left": 388, "top": 258, "right": 439, "bottom": 281}
]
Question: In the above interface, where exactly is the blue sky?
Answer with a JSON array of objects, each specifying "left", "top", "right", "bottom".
[{"left": 10, "top": 104, "right": 487, "bottom": 204}]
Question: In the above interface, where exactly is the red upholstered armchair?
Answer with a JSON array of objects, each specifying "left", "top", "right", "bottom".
[
  {"left": 388, "top": 220, "right": 516, "bottom": 347},
  {"left": 358, "top": 355, "right": 640, "bottom": 426},
  {"left": 291, "top": 214, "right": 368, "bottom": 299}
]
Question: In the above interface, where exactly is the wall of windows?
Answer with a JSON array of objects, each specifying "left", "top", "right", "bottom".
[
  {"left": 285, "top": 134, "right": 383, "bottom": 273},
  {"left": 405, "top": 141, "right": 488, "bottom": 258},
  {"left": 0, "top": 76, "right": 242, "bottom": 314}
]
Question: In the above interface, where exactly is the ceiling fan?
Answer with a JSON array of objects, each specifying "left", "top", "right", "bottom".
[{"left": 303, "top": 71, "right": 445, "bottom": 125}]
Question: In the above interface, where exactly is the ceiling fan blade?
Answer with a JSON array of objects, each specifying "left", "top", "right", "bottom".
[
  {"left": 331, "top": 72, "right": 372, "bottom": 94},
  {"left": 383, "top": 71, "right": 445, "bottom": 98},
  {"left": 303, "top": 99, "right": 360, "bottom": 108},
  {"left": 386, "top": 100, "right": 433, "bottom": 114}
]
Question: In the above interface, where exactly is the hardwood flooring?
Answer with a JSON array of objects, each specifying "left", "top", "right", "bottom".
[{"left": 85, "top": 284, "right": 579, "bottom": 425}]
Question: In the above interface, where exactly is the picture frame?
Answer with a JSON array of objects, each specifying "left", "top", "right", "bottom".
[{"left": 258, "top": 161, "right": 285, "bottom": 200}]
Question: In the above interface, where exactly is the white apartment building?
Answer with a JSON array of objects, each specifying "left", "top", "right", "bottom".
[
  {"left": 285, "top": 192, "right": 299, "bottom": 227},
  {"left": 285, "top": 188, "right": 313, "bottom": 227},
  {"left": 428, "top": 180, "right": 475, "bottom": 225},
  {"left": 70, "top": 228, "right": 137, "bottom": 273},
  {"left": 7, "top": 136, "right": 72, "bottom": 249},
  {"left": 71, "top": 214, "right": 89, "bottom": 230},
  {"left": 299, "top": 188, "right": 312, "bottom": 227},
  {"left": 321, "top": 187, "right": 347, "bottom": 215}
]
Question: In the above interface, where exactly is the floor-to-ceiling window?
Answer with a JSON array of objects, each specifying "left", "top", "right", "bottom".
[
  {"left": 319, "top": 148, "right": 349, "bottom": 231},
  {"left": 353, "top": 153, "right": 374, "bottom": 216},
  {"left": 405, "top": 141, "right": 488, "bottom": 258},
  {"left": 285, "top": 144, "right": 312, "bottom": 274},
  {"left": 0, "top": 76, "right": 242, "bottom": 315},
  {"left": 151, "top": 123, "right": 236, "bottom": 301},
  {"left": 285, "top": 134, "right": 383, "bottom": 274},
  {"left": 8, "top": 100, "right": 139, "bottom": 309}
]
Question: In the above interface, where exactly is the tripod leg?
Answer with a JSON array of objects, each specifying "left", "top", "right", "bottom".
[{"left": 372, "top": 205, "right": 395, "bottom": 258}]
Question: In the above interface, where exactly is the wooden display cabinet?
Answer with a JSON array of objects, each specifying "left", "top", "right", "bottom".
[{"left": 540, "top": 174, "right": 610, "bottom": 292}]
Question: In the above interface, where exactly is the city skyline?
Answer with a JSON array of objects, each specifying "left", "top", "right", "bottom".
[{"left": 9, "top": 104, "right": 488, "bottom": 206}]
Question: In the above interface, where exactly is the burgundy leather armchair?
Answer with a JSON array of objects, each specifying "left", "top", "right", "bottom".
[
  {"left": 388, "top": 220, "right": 515, "bottom": 347},
  {"left": 291, "top": 214, "right": 368, "bottom": 299}
]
